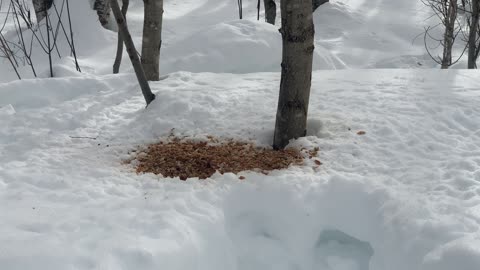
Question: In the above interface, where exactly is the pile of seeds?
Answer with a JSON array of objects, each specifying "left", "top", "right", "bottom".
[{"left": 135, "top": 138, "right": 304, "bottom": 180}]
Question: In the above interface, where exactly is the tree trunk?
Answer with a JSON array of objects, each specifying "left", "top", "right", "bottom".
[
  {"left": 273, "top": 0, "right": 315, "bottom": 150},
  {"left": 257, "top": 0, "right": 261, "bottom": 20},
  {"left": 93, "top": 0, "right": 111, "bottom": 28},
  {"left": 141, "top": 0, "right": 164, "bottom": 81},
  {"left": 264, "top": 0, "right": 277, "bottom": 24},
  {"left": 264, "top": 0, "right": 327, "bottom": 25},
  {"left": 468, "top": 0, "right": 479, "bottom": 68},
  {"left": 32, "top": 0, "right": 53, "bottom": 22},
  {"left": 238, "top": 0, "right": 243, "bottom": 19},
  {"left": 313, "top": 0, "right": 329, "bottom": 12},
  {"left": 113, "top": 0, "right": 129, "bottom": 74},
  {"left": 109, "top": 0, "right": 155, "bottom": 106},
  {"left": 441, "top": 0, "right": 457, "bottom": 69},
  {"left": 46, "top": 2, "right": 53, "bottom": 78}
]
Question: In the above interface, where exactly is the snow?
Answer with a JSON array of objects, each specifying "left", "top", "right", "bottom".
[
  {"left": 1, "top": 70, "right": 480, "bottom": 270},
  {"left": 1, "top": 1, "right": 480, "bottom": 270},
  {"left": 0, "top": 0, "right": 459, "bottom": 82}
]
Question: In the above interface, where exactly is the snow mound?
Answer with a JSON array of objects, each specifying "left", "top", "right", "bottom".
[
  {"left": 314, "top": 1, "right": 434, "bottom": 68},
  {"left": 162, "top": 20, "right": 341, "bottom": 73},
  {"left": 423, "top": 237, "right": 480, "bottom": 270},
  {"left": 0, "top": 76, "right": 106, "bottom": 109},
  {"left": 1, "top": 0, "right": 467, "bottom": 82},
  {"left": 224, "top": 176, "right": 381, "bottom": 270}
]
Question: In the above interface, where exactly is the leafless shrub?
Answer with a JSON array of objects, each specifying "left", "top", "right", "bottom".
[
  {"left": 421, "top": 0, "right": 469, "bottom": 68},
  {"left": 0, "top": 0, "right": 80, "bottom": 80}
]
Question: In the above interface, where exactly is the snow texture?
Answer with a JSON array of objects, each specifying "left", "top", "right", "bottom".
[
  {"left": 0, "top": 0, "right": 471, "bottom": 82},
  {"left": 1, "top": 70, "right": 480, "bottom": 270}
]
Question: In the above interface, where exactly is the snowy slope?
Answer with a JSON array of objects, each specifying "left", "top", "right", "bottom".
[
  {"left": 0, "top": 0, "right": 465, "bottom": 82},
  {"left": 314, "top": 0, "right": 432, "bottom": 68},
  {"left": 1, "top": 70, "right": 480, "bottom": 270}
]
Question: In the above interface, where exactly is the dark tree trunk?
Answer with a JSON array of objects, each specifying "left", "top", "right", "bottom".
[
  {"left": 273, "top": 0, "right": 315, "bottom": 149},
  {"left": 313, "top": 0, "right": 329, "bottom": 12},
  {"left": 264, "top": 0, "right": 276, "bottom": 24},
  {"left": 32, "top": 0, "right": 53, "bottom": 22},
  {"left": 141, "top": 0, "right": 164, "bottom": 81},
  {"left": 468, "top": 0, "right": 479, "bottom": 68},
  {"left": 93, "top": 0, "right": 111, "bottom": 28},
  {"left": 109, "top": 0, "right": 155, "bottom": 106},
  {"left": 257, "top": 0, "right": 261, "bottom": 20},
  {"left": 113, "top": 0, "right": 129, "bottom": 74},
  {"left": 238, "top": 0, "right": 243, "bottom": 19},
  {"left": 441, "top": 0, "right": 457, "bottom": 69},
  {"left": 46, "top": 4, "right": 53, "bottom": 78}
]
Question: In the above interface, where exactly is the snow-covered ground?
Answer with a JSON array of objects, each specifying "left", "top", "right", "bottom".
[
  {"left": 1, "top": 69, "right": 480, "bottom": 270},
  {"left": 1, "top": 1, "right": 480, "bottom": 270}
]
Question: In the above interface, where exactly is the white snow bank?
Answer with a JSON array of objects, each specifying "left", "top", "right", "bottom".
[
  {"left": 314, "top": 1, "right": 432, "bottom": 69},
  {"left": 161, "top": 20, "right": 343, "bottom": 74},
  {"left": 0, "top": 76, "right": 104, "bottom": 109},
  {"left": 1, "top": 0, "right": 455, "bottom": 82},
  {"left": 163, "top": 20, "right": 284, "bottom": 73},
  {"left": 1, "top": 69, "right": 480, "bottom": 270},
  {"left": 423, "top": 237, "right": 480, "bottom": 270}
]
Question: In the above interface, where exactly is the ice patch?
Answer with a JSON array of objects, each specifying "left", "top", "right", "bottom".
[{"left": 316, "top": 229, "right": 374, "bottom": 270}]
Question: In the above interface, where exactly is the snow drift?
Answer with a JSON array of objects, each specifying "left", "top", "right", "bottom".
[{"left": 0, "top": 0, "right": 466, "bottom": 82}]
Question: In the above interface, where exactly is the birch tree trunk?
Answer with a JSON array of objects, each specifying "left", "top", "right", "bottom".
[
  {"left": 264, "top": 0, "right": 326, "bottom": 25},
  {"left": 141, "top": 0, "right": 164, "bottom": 81},
  {"left": 273, "top": 0, "right": 315, "bottom": 150},
  {"left": 264, "top": 0, "right": 277, "bottom": 24},
  {"left": 468, "top": 0, "right": 479, "bottom": 68},
  {"left": 441, "top": 0, "right": 457, "bottom": 69},
  {"left": 109, "top": 0, "right": 155, "bottom": 106}
]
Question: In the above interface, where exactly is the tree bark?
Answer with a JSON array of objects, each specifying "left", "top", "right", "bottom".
[
  {"left": 113, "top": 0, "right": 129, "bottom": 74},
  {"left": 109, "top": 0, "right": 155, "bottom": 106},
  {"left": 264, "top": 0, "right": 277, "bottom": 24},
  {"left": 264, "top": 0, "right": 327, "bottom": 25},
  {"left": 273, "top": 0, "right": 315, "bottom": 150},
  {"left": 238, "top": 0, "right": 243, "bottom": 19},
  {"left": 441, "top": 0, "right": 457, "bottom": 69},
  {"left": 141, "top": 0, "right": 164, "bottom": 81},
  {"left": 32, "top": 0, "right": 53, "bottom": 22},
  {"left": 93, "top": 0, "right": 111, "bottom": 28},
  {"left": 468, "top": 0, "right": 479, "bottom": 68},
  {"left": 312, "top": 0, "right": 329, "bottom": 12}
]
